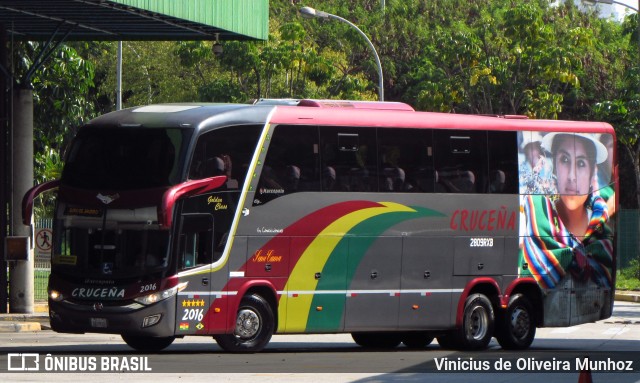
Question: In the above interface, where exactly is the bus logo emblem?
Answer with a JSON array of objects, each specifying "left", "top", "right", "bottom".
[
  {"left": 93, "top": 302, "right": 104, "bottom": 311},
  {"left": 96, "top": 193, "right": 120, "bottom": 205}
]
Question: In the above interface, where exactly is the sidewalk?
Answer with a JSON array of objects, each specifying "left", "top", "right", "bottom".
[
  {"left": 1, "top": 292, "right": 639, "bottom": 333},
  {"left": 0, "top": 303, "right": 49, "bottom": 332}
]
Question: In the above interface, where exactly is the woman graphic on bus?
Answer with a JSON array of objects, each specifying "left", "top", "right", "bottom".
[
  {"left": 519, "top": 132, "right": 613, "bottom": 291},
  {"left": 518, "top": 131, "right": 555, "bottom": 195}
]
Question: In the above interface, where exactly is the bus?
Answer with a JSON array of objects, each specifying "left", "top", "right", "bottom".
[{"left": 22, "top": 99, "right": 617, "bottom": 353}]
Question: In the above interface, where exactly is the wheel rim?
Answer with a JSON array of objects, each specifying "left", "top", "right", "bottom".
[
  {"left": 467, "top": 304, "right": 488, "bottom": 341},
  {"left": 510, "top": 307, "right": 530, "bottom": 339},
  {"left": 235, "top": 308, "right": 261, "bottom": 339}
]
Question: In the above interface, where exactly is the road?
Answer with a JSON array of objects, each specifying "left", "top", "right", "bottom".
[{"left": 1, "top": 302, "right": 640, "bottom": 382}]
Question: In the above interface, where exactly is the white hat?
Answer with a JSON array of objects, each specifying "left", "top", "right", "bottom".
[
  {"left": 541, "top": 132, "right": 608, "bottom": 164},
  {"left": 520, "top": 131, "right": 543, "bottom": 150}
]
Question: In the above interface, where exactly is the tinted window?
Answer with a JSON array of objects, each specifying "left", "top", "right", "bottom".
[
  {"left": 320, "top": 126, "right": 377, "bottom": 192},
  {"left": 378, "top": 128, "right": 434, "bottom": 192},
  {"left": 178, "top": 214, "right": 214, "bottom": 270},
  {"left": 189, "top": 125, "right": 262, "bottom": 190},
  {"left": 488, "top": 131, "right": 518, "bottom": 193},
  {"left": 254, "top": 125, "right": 320, "bottom": 205},
  {"left": 63, "top": 127, "right": 191, "bottom": 189},
  {"left": 433, "top": 130, "right": 487, "bottom": 193}
]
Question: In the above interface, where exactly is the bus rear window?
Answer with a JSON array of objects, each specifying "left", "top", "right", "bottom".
[{"left": 62, "top": 127, "right": 192, "bottom": 190}]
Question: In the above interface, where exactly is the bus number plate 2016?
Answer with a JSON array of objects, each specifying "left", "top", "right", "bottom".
[
  {"left": 90, "top": 318, "right": 108, "bottom": 328},
  {"left": 470, "top": 237, "right": 493, "bottom": 247}
]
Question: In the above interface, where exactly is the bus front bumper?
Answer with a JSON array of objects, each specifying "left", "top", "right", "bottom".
[{"left": 48, "top": 297, "right": 176, "bottom": 337}]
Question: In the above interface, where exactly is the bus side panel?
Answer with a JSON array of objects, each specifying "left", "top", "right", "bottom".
[
  {"left": 246, "top": 236, "right": 290, "bottom": 277},
  {"left": 176, "top": 270, "right": 212, "bottom": 335},
  {"left": 205, "top": 259, "right": 229, "bottom": 334},
  {"left": 344, "top": 237, "right": 401, "bottom": 331},
  {"left": 299, "top": 235, "right": 348, "bottom": 333},
  {"left": 399, "top": 237, "right": 454, "bottom": 329},
  {"left": 280, "top": 235, "right": 347, "bottom": 333},
  {"left": 453, "top": 236, "right": 505, "bottom": 276}
]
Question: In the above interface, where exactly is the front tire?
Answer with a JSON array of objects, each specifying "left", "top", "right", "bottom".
[
  {"left": 453, "top": 293, "right": 495, "bottom": 350},
  {"left": 214, "top": 294, "right": 274, "bottom": 353},
  {"left": 121, "top": 335, "right": 175, "bottom": 352},
  {"left": 496, "top": 294, "right": 536, "bottom": 350}
]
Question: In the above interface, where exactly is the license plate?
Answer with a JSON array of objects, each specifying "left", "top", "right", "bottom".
[{"left": 90, "top": 318, "right": 108, "bottom": 328}]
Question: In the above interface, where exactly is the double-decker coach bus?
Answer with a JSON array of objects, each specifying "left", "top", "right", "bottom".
[{"left": 23, "top": 99, "right": 617, "bottom": 352}]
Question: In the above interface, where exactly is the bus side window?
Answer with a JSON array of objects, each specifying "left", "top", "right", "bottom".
[
  {"left": 433, "top": 130, "right": 488, "bottom": 193},
  {"left": 320, "top": 126, "right": 377, "bottom": 192},
  {"left": 188, "top": 125, "right": 261, "bottom": 190},
  {"left": 377, "top": 128, "right": 434, "bottom": 192},
  {"left": 178, "top": 214, "right": 213, "bottom": 270},
  {"left": 488, "top": 131, "right": 518, "bottom": 194},
  {"left": 254, "top": 125, "right": 320, "bottom": 205}
]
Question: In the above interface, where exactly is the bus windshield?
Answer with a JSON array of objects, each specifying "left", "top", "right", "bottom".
[
  {"left": 53, "top": 225, "right": 170, "bottom": 280},
  {"left": 62, "top": 127, "right": 193, "bottom": 190}
]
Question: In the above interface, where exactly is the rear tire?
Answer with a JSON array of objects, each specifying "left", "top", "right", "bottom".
[
  {"left": 496, "top": 294, "right": 536, "bottom": 350},
  {"left": 401, "top": 332, "right": 434, "bottom": 349},
  {"left": 351, "top": 332, "right": 401, "bottom": 349},
  {"left": 214, "top": 294, "right": 274, "bottom": 353},
  {"left": 453, "top": 293, "right": 494, "bottom": 350},
  {"left": 121, "top": 335, "right": 175, "bottom": 352},
  {"left": 436, "top": 333, "right": 458, "bottom": 349}
]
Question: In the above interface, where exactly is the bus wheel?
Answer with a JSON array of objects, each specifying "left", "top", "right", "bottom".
[
  {"left": 436, "top": 333, "right": 458, "bottom": 349},
  {"left": 496, "top": 294, "right": 536, "bottom": 350},
  {"left": 352, "top": 332, "right": 401, "bottom": 349},
  {"left": 454, "top": 293, "right": 494, "bottom": 350},
  {"left": 401, "top": 332, "right": 434, "bottom": 349},
  {"left": 214, "top": 294, "right": 274, "bottom": 353},
  {"left": 121, "top": 335, "right": 175, "bottom": 352}
]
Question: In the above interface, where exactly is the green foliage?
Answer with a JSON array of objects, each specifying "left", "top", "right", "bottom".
[
  {"left": 17, "top": 0, "right": 640, "bottom": 212},
  {"left": 617, "top": 259, "right": 640, "bottom": 291},
  {"left": 13, "top": 42, "right": 97, "bottom": 154}
]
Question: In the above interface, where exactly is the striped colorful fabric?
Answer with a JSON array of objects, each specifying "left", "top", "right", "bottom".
[{"left": 519, "top": 194, "right": 613, "bottom": 290}]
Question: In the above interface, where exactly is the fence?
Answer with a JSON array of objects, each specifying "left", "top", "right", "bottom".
[
  {"left": 34, "top": 218, "right": 52, "bottom": 301},
  {"left": 618, "top": 209, "right": 640, "bottom": 272}
]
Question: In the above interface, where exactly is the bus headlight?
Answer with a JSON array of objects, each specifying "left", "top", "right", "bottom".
[
  {"left": 134, "top": 282, "right": 187, "bottom": 306},
  {"left": 49, "top": 290, "right": 64, "bottom": 302}
]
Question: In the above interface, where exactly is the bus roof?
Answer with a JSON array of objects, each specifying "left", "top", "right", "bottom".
[
  {"left": 269, "top": 104, "right": 614, "bottom": 134},
  {"left": 83, "top": 101, "right": 614, "bottom": 136}
]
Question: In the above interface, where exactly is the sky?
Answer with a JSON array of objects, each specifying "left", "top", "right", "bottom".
[
  {"left": 614, "top": 0, "right": 638, "bottom": 16},
  {"left": 570, "top": 0, "right": 638, "bottom": 19}
]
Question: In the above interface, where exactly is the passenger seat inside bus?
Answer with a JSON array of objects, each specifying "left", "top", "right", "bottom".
[
  {"left": 382, "top": 166, "right": 405, "bottom": 191},
  {"left": 436, "top": 169, "right": 476, "bottom": 193}
]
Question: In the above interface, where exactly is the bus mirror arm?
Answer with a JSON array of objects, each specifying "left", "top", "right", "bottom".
[
  {"left": 160, "top": 176, "right": 227, "bottom": 228},
  {"left": 22, "top": 180, "right": 60, "bottom": 225}
]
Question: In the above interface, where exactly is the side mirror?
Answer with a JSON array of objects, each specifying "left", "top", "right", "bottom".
[
  {"left": 159, "top": 176, "right": 227, "bottom": 228},
  {"left": 22, "top": 180, "right": 60, "bottom": 225}
]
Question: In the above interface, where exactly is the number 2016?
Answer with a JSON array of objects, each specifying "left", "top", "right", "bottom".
[{"left": 183, "top": 309, "right": 204, "bottom": 321}]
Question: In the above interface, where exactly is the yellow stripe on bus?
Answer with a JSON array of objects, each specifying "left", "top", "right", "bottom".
[{"left": 280, "top": 202, "right": 415, "bottom": 331}]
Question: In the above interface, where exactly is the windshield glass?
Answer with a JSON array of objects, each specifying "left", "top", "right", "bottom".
[
  {"left": 62, "top": 127, "right": 192, "bottom": 190},
  {"left": 52, "top": 223, "right": 170, "bottom": 280}
]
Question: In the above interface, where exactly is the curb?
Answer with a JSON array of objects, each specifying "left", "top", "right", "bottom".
[
  {"left": 614, "top": 292, "right": 640, "bottom": 303},
  {"left": 0, "top": 322, "right": 41, "bottom": 332}
]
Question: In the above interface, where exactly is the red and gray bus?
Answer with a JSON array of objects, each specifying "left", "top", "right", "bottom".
[{"left": 23, "top": 99, "right": 617, "bottom": 352}]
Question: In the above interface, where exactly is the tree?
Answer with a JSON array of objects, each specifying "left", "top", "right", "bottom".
[
  {"left": 10, "top": 42, "right": 97, "bottom": 216},
  {"left": 593, "top": 12, "right": 640, "bottom": 209}
]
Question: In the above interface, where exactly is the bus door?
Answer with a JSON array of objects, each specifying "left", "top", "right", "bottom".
[
  {"left": 175, "top": 212, "right": 214, "bottom": 335},
  {"left": 345, "top": 237, "right": 401, "bottom": 330}
]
